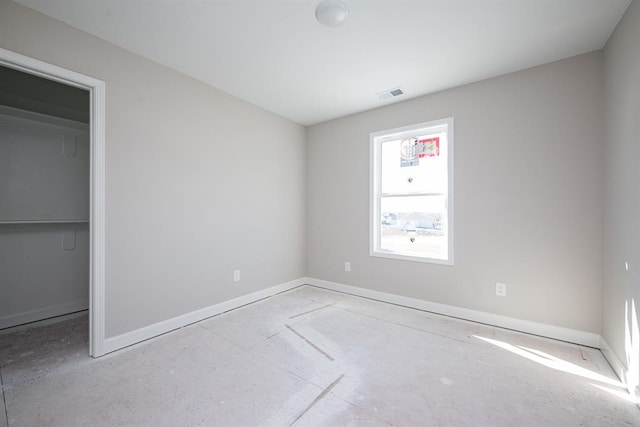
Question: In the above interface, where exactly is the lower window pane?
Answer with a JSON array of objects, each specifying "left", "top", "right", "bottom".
[{"left": 380, "top": 195, "right": 447, "bottom": 259}]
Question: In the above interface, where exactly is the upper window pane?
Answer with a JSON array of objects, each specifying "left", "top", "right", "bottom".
[{"left": 380, "top": 132, "right": 448, "bottom": 195}]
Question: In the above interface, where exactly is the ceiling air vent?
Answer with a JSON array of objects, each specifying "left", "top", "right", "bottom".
[{"left": 377, "top": 87, "right": 404, "bottom": 100}]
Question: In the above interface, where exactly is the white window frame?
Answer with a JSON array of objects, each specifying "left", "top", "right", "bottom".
[{"left": 370, "top": 117, "right": 454, "bottom": 265}]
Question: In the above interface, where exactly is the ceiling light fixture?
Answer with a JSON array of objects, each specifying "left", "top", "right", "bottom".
[{"left": 315, "top": 0, "right": 349, "bottom": 27}]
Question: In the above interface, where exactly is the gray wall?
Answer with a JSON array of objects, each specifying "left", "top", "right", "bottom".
[
  {"left": 0, "top": 0, "right": 307, "bottom": 338},
  {"left": 602, "top": 0, "right": 640, "bottom": 397},
  {"left": 307, "top": 52, "right": 604, "bottom": 334}
]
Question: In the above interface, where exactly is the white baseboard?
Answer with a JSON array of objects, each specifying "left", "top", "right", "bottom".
[
  {"left": 600, "top": 336, "right": 640, "bottom": 406},
  {"left": 600, "top": 336, "right": 628, "bottom": 384},
  {"left": 103, "top": 278, "right": 305, "bottom": 355},
  {"left": 0, "top": 299, "right": 89, "bottom": 330},
  {"left": 101, "top": 277, "right": 636, "bottom": 404},
  {"left": 305, "top": 278, "right": 601, "bottom": 348}
]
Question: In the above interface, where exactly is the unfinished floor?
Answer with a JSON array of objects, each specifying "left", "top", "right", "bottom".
[{"left": 0, "top": 285, "right": 637, "bottom": 426}]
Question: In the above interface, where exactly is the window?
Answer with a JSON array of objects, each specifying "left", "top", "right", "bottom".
[{"left": 370, "top": 118, "right": 453, "bottom": 264}]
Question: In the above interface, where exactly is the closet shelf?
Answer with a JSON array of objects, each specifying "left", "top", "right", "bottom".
[{"left": 0, "top": 219, "right": 89, "bottom": 224}]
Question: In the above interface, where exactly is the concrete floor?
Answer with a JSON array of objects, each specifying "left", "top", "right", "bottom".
[{"left": 0, "top": 286, "right": 638, "bottom": 426}]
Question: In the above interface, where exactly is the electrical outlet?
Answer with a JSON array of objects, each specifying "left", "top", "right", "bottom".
[
  {"left": 233, "top": 270, "right": 240, "bottom": 282},
  {"left": 496, "top": 282, "right": 507, "bottom": 297},
  {"left": 345, "top": 262, "right": 351, "bottom": 272}
]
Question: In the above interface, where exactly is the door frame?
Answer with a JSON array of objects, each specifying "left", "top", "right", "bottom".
[{"left": 0, "top": 48, "right": 106, "bottom": 357}]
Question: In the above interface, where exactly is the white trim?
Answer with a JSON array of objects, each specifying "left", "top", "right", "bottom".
[
  {"left": 89, "top": 74, "right": 106, "bottom": 358},
  {"left": 0, "top": 48, "right": 107, "bottom": 357},
  {"left": 600, "top": 336, "right": 628, "bottom": 383},
  {"left": 305, "top": 277, "right": 601, "bottom": 347},
  {"left": 0, "top": 300, "right": 89, "bottom": 330},
  {"left": 600, "top": 336, "right": 640, "bottom": 406},
  {"left": 102, "top": 278, "right": 306, "bottom": 355}
]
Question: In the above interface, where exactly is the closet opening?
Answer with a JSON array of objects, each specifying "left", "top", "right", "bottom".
[
  {"left": 0, "top": 49, "right": 106, "bottom": 357},
  {"left": 0, "top": 64, "right": 90, "bottom": 358}
]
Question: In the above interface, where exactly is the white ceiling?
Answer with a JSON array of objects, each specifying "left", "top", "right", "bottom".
[{"left": 14, "top": 0, "right": 631, "bottom": 125}]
